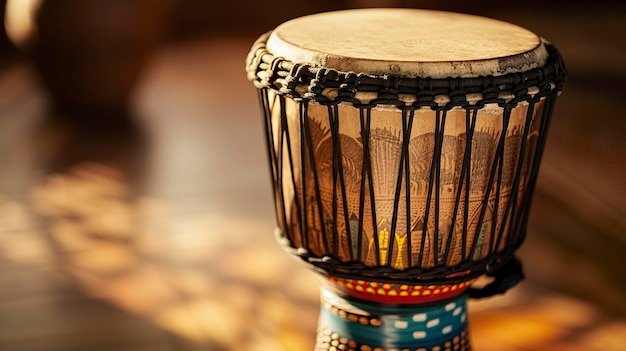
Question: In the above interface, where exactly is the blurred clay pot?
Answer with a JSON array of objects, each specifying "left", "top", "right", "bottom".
[{"left": 6, "top": 0, "right": 168, "bottom": 113}]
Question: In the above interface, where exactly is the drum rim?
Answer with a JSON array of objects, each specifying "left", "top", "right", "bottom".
[{"left": 246, "top": 31, "right": 567, "bottom": 109}]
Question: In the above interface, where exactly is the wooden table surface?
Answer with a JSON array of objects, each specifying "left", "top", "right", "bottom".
[{"left": 0, "top": 6, "right": 625, "bottom": 351}]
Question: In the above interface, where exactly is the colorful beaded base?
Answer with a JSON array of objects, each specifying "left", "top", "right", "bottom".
[
  {"left": 316, "top": 328, "right": 470, "bottom": 351},
  {"left": 316, "top": 289, "right": 471, "bottom": 351},
  {"left": 327, "top": 276, "right": 471, "bottom": 304}
]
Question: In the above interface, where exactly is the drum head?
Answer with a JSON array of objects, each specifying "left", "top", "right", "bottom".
[{"left": 266, "top": 8, "right": 548, "bottom": 78}]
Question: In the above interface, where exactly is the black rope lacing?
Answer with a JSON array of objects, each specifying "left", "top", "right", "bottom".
[
  {"left": 246, "top": 31, "right": 566, "bottom": 109},
  {"left": 248, "top": 31, "right": 567, "bottom": 297}
]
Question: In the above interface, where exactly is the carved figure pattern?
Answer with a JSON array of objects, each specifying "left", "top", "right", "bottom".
[{"left": 272, "top": 95, "right": 544, "bottom": 272}]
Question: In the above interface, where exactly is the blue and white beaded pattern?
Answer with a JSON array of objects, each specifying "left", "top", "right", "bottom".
[{"left": 317, "top": 289, "right": 470, "bottom": 350}]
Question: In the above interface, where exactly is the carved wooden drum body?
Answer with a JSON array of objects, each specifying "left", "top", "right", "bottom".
[{"left": 247, "top": 9, "right": 566, "bottom": 350}]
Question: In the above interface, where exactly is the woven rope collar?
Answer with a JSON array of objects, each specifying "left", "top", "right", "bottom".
[{"left": 246, "top": 31, "right": 567, "bottom": 109}]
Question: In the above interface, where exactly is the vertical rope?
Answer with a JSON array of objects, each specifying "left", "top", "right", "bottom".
[
  {"left": 361, "top": 107, "right": 381, "bottom": 265},
  {"left": 280, "top": 96, "right": 304, "bottom": 247},
  {"left": 461, "top": 109, "right": 478, "bottom": 261},
  {"left": 434, "top": 109, "right": 448, "bottom": 265},
  {"left": 388, "top": 108, "right": 415, "bottom": 267},
  {"left": 404, "top": 108, "right": 416, "bottom": 267},
  {"left": 514, "top": 92, "right": 558, "bottom": 244},
  {"left": 443, "top": 107, "right": 477, "bottom": 265},
  {"left": 487, "top": 107, "right": 511, "bottom": 254},
  {"left": 327, "top": 103, "right": 353, "bottom": 260},
  {"left": 328, "top": 105, "right": 340, "bottom": 259},
  {"left": 302, "top": 102, "right": 330, "bottom": 254},
  {"left": 298, "top": 101, "right": 309, "bottom": 250},
  {"left": 334, "top": 104, "right": 354, "bottom": 261},
  {"left": 496, "top": 99, "right": 536, "bottom": 251},
  {"left": 468, "top": 106, "right": 510, "bottom": 260},
  {"left": 356, "top": 108, "right": 367, "bottom": 262},
  {"left": 275, "top": 95, "right": 290, "bottom": 241},
  {"left": 258, "top": 89, "right": 278, "bottom": 215},
  {"left": 418, "top": 108, "right": 446, "bottom": 267}
]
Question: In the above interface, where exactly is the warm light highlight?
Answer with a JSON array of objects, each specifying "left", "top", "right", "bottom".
[{"left": 4, "top": 0, "right": 44, "bottom": 48}]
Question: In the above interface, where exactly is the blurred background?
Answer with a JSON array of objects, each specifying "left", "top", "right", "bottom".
[{"left": 0, "top": 0, "right": 624, "bottom": 350}]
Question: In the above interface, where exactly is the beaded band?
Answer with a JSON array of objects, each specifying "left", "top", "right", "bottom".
[
  {"left": 317, "top": 288, "right": 471, "bottom": 351},
  {"left": 327, "top": 276, "right": 472, "bottom": 304}
]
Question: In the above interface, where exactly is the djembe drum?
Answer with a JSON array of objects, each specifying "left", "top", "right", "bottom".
[{"left": 246, "top": 8, "right": 566, "bottom": 351}]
